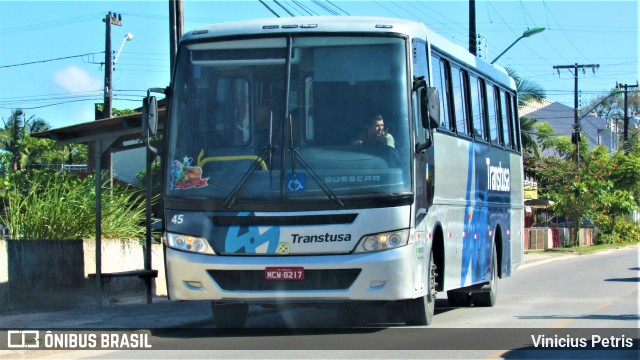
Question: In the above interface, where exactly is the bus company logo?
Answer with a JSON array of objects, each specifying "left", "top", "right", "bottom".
[
  {"left": 324, "top": 175, "right": 381, "bottom": 184},
  {"left": 486, "top": 158, "right": 510, "bottom": 192},
  {"left": 291, "top": 233, "right": 352, "bottom": 244}
]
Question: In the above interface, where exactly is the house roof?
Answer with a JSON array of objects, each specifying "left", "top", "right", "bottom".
[{"left": 522, "top": 101, "right": 615, "bottom": 150}]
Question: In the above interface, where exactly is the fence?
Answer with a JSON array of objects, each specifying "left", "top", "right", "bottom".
[{"left": 525, "top": 227, "right": 593, "bottom": 250}]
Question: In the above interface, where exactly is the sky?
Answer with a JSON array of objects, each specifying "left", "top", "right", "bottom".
[{"left": 0, "top": 0, "right": 638, "bottom": 129}]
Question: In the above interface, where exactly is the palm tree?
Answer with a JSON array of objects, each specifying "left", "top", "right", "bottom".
[
  {"left": 506, "top": 68, "right": 547, "bottom": 163},
  {"left": 520, "top": 117, "right": 541, "bottom": 164},
  {"left": 506, "top": 67, "right": 546, "bottom": 108},
  {"left": 0, "top": 109, "right": 51, "bottom": 172}
]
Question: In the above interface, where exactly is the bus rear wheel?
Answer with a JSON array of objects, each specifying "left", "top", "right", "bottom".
[
  {"left": 446, "top": 290, "right": 472, "bottom": 307},
  {"left": 403, "top": 249, "right": 436, "bottom": 326},
  {"left": 212, "top": 302, "right": 249, "bottom": 328},
  {"left": 473, "top": 242, "right": 498, "bottom": 307}
]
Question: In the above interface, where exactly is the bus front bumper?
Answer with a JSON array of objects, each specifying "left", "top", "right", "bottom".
[{"left": 165, "top": 245, "right": 421, "bottom": 302}]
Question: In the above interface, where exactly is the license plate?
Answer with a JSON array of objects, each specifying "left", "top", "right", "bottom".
[{"left": 264, "top": 267, "right": 304, "bottom": 281}]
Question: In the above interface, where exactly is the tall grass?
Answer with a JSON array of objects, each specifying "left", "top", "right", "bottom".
[{"left": 1, "top": 171, "right": 147, "bottom": 240}]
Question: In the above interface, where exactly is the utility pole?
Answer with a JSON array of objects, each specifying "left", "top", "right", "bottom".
[
  {"left": 617, "top": 81, "right": 639, "bottom": 155},
  {"left": 169, "top": 0, "right": 184, "bottom": 79},
  {"left": 469, "top": 0, "right": 476, "bottom": 56},
  {"left": 552, "top": 63, "right": 600, "bottom": 165},
  {"left": 103, "top": 12, "right": 122, "bottom": 120}
]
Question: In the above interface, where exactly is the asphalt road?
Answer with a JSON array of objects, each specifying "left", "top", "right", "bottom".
[
  {"left": 86, "top": 246, "right": 639, "bottom": 359},
  {"left": 1, "top": 247, "right": 637, "bottom": 359}
]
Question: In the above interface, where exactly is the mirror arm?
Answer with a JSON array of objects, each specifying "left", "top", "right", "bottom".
[
  {"left": 415, "top": 139, "right": 431, "bottom": 154},
  {"left": 413, "top": 76, "right": 426, "bottom": 92}
]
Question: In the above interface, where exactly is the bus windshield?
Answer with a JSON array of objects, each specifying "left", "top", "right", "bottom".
[{"left": 166, "top": 35, "right": 411, "bottom": 206}]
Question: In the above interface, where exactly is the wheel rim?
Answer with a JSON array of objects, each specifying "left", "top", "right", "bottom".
[{"left": 428, "top": 254, "right": 437, "bottom": 304}]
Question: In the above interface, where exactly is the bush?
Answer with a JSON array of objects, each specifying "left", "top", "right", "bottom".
[
  {"left": 614, "top": 218, "right": 640, "bottom": 243},
  {"left": 596, "top": 232, "right": 618, "bottom": 245},
  {"left": 1, "top": 170, "right": 147, "bottom": 240}
]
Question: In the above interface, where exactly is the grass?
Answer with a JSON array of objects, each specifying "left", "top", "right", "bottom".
[{"left": 1, "top": 172, "right": 147, "bottom": 241}]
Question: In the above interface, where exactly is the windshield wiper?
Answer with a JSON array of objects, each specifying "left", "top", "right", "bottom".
[
  {"left": 287, "top": 115, "right": 344, "bottom": 208},
  {"left": 222, "top": 146, "right": 272, "bottom": 209},
  {"left": 223, "top": 113, "right": 277, "bottom": 209}
]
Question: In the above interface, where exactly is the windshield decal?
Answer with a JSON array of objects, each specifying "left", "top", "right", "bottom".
[
  {"left": 286, "top": 173, "right": 306, "bottom": 192},
  {"left": 170, "top": 156, "right": 209, "bottom": 190}
]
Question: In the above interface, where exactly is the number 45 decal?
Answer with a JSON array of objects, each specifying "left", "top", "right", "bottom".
[{"left": 171, "top": 214, "right": 184, "bottom": 224}]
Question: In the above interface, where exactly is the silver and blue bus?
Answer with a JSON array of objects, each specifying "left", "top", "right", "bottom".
[{"left": 144, "top": 16, "right": 524, "bottom": 328}]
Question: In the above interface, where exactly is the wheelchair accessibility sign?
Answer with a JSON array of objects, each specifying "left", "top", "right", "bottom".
[{"left": 286, "top": 173, "right": 306, "bottom": 192}]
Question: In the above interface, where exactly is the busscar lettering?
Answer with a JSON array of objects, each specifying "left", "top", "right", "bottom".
[
  {"left": 291, "top": 233, "right": 352, "bottom": 244},
  {"left": 486, "top": 158, "right": 510, "bottom": 192},
  {"left": 324, "top": 175, "right": 381, "bottom": 184}
]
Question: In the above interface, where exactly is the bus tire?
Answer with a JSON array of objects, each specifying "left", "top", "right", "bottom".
[
  {"left": 403, "top": 249, "right": 436, "bottom": 326},
  {"left": 473, "top": 242, "right": 498, "bottom": 307},
  {"left": 212, "top": 302, "right": 249, "bottom": 328},
  {"left": 446, "top": 290, "right": 472, "bottom": 307}
]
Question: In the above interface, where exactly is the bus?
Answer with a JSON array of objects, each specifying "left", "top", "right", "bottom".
[{"left": 143, "top": 16, "right": 524, "bottom": 328}]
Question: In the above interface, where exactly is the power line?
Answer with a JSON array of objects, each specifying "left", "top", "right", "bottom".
[
  {"left": 0, "top": 13, "right": 102, "bottom": 35},
  {"left": 542, "top": 1, "right": 590, "bottom": 61},
  {"left": 372, "top": 1, "right": 404, "bottom": 19},
  {"left": 310, "top": 0, "right": 338, "bottom": 16},
  {"left": 291, "top": 0, "right": 317, "bottom": 16},
  {"left": 0, "top": 98, "right": 104, "bottom": 110},
  {"left": 0, "top": 52, "right": 104, "bottom": 69},
  {"left": 286, "top": 0, "right": 308, "bottom": 16},
  {"left": 259, "top": 0, "right": 281, "bottom": 17},
  {"left": 273, "top": 0, "right": 295, "bottom": 17},
  {"left": 326, "top": 0, "right": 350, "bottom": 16}
]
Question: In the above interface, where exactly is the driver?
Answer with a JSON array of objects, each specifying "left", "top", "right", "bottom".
[{"left": 351, "top": 114, "right": 395, "bottom": 148}]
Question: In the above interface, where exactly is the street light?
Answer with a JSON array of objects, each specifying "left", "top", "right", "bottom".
[
  {"left": 491, "top": 27, "right": 545, "bottom": 64},
  {"left": 114, "top": 33, "right": 134, "bottom": 66}
]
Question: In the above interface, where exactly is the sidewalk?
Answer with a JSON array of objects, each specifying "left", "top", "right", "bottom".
[{"left": 0, "top": 251, "right": 576, "bottom": 330}]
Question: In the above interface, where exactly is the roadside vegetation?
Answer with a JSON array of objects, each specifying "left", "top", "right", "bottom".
[
  {"left": 0, "top": 170, "right": 146, "bottom": 240},
  {"left": 513, "top": 73, "right": 640, "bottom": 246},
  {"left": 526, "top": 240, "right": 638, "bottom": 255},
  {"left": 0, "top": 108, "right": 148, "bottom": 241}
]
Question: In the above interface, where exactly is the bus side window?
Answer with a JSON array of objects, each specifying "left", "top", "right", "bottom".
[
  {"left": 430, "top": 55, "right": 451, "bottom": 130},
  {"left": 510, "top": 94, "right": 521, "bottom": 152},
  {"left": 470, "top": 74, "right": 486, "bottom": 140},
  {"left": 451, "top": 66, "right": 469, "bottom": 135},
  {"left": 486, "top": 83, "right": 501, "bottom": 145},
  {"left": 500, "top": 89, "right": 513, "bottom": 149}
]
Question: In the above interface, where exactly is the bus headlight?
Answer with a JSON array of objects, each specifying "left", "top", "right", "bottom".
[
  {"left": 354, "top": 230, "right": 409, "bottom": 253},
  {"left": 165, "top": 232, "right": 215, "bottom": 254}
]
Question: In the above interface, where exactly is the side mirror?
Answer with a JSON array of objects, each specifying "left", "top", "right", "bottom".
[
  {"left": 142, "top": 96, "right": 158, "bottom": 136},
  {"left": 423, "top": 87, "right": 440, "bottom": 129}
]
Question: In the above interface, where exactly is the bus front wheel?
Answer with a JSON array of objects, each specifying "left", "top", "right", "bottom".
[
  {"left": 403, "top": 249, "right": 436, "bottom": 326},
  {"left": 212, "top": 302, "right": 249, "bottom": 328}
]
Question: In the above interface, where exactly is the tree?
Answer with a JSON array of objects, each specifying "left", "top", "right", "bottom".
[
  {"left": 0, "top": 110, "right": 88, "bottom": 175},
  {"left": 537, "top": 142, "right": 640, "bottom": 245},
  {"left": 508, "top": 68, "right": 547, "bottom": 172},
  {"left": 94, "top": 105, "right": 136, "bottom": 117},
  {"left": 507, "top": 67, "right": 546, "bottom": 108},
  {"left": 0, "top": 109, "right": 50, "bottom": 172},
  {"left": 520, "top": 117, "right": 540, "bottom": 162},
  {"left": 583, "top": 89, "right": 640, "bottom": 152}
]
